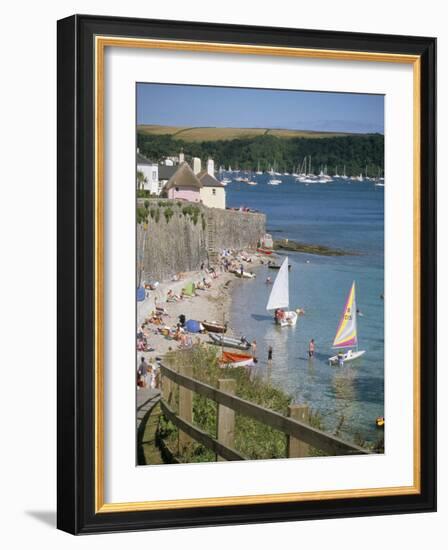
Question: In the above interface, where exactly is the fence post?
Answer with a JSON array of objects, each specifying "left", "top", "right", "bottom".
[
  {"left": 161, "top": 367, "right": 172, "bottom": 406},
  {"left": 217, "top": 378, "right": 236, "bottom": 461},
  {"left": 288, "top": 404, "right": 310, "bottom": 458},
  {"left": 178, "top": 364, "right": 193, "bottom": 454}
]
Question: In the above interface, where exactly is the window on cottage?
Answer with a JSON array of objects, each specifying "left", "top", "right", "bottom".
[
  {"left": 175, "top": 187, "right": 179, "bottom": 192},
  {"left": 212, "top": 188, "right": 216, "bottom": 195}
]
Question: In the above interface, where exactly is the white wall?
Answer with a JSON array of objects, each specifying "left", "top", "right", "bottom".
[
  {"left": 137, "top": 162, "right": 159, "bottom": 194},
  {"left": 0, "top": 1, "right": 445, "bottom": 548},
  {"left": 200, "top": 186, "right": 226, "bottom": 209}
]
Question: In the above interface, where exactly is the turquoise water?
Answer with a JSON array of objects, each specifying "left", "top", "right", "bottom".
[{"left": 227, "top": 175, "right": 384, "bottom": 445}]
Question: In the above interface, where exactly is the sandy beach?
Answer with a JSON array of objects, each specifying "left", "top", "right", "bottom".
[{"left": 137, "top": 253, "right": 264, "bottom": 366}]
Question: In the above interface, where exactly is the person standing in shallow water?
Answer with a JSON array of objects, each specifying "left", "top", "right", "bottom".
[
  {"left": 267, "top": 345, "right": 273, "bottom": 382},
  {"left": 251, "top": 340, "right": 257, "bottom": 360},
  {"left": 308, "top": 339, "right": 315, "bottom": 358}
]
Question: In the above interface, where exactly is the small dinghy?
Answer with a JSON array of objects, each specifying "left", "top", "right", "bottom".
[
  {"left": 219, "top": 351, "right": 254, "bottom": 368},
  {"left": 268, "top": 263, "right": 291, "bottom": 270},
  {"left": 202, "top": 320, "right": 227, "bottom": 333},
  {"left": 328, "top": 281, "right": 366, "bottom": 365},
  {"left": 234, "top": 270, "right": 256, "bottom": 279},
  {"left": 209, "top": 333, "right": 250, "bottom": 350},
  {"left": 257, "top": 248, "right": 273, "bottom": 255}
]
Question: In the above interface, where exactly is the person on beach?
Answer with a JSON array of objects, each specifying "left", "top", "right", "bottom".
[
  {"left": 268, "top": 345, "right": 273, "bottom": 363},
  {"left": 240, "top": 336, "right": 249, "bottom": 347},
  {"left": 308, "top": 339, "right": 315, "bottom": 358},
  {"left": 137, "top": 357, "right": 149, "bottom": 388},
  {"left": 146, "top": 364, "right": 154, "bottom": 388},
  {"left": 203, "top": 277, "right": 211, "bottom": 288},
  {"left": 239, "top": 264, "right": 244, "bottom": 277}
]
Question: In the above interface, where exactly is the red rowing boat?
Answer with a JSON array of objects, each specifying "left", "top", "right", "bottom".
[
  {"left": 219, "top": 351, "right": 254, "bottom": 367},
  {"left": 257, "top": 248, "right": 273, "bottom": 255}
]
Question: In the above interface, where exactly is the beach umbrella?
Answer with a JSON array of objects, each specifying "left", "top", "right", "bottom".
[
  {"left": 182, "top": 282, "right": 195, "bottom": 297},
  {"left": 185, "top": 319, "right": 202, "bottom": 333}
]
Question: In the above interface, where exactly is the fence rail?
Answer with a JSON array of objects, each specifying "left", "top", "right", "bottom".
[
  {"left": 160, "top": 400, "right": 247, "bottom": 461},
  {"left": 159, "top": 363, "right": 369, "bottom": 461}
]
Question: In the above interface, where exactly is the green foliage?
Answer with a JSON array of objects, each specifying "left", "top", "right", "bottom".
[
  {"left": 136, "top": 207, "right": 148, "bottom": 224},
  {"left": 154, "top": 208, "right": 160, "bottom": 223},
  {"left": 136, "top": 170, "right": 147, "bottom": 190},
  {"left": 181, "top": 205, "right": 201, "bottom": 225},
  {"left": 137, "top": 189, "right": 151, "bottom": 198},
  {"left": 201, "top": 213, "right": 206, "bottom": 231},
  {"left": 137, "top": 132, "right": 384, "bottom": 176},
  {"left": 163, "top": 206, "right": 174, "bottom": 223},
  {"left": 160, "top": 347, "right": 293, "bottom": 462}
]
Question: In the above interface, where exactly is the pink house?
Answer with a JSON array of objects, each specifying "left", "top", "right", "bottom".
[{"left": 162, "top": 162, "right": 202, "bottom": 202}]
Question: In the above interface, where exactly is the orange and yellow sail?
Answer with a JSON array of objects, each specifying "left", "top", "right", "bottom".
[{"left": 332, "top": 281, "right": 358, "bottom": 349}]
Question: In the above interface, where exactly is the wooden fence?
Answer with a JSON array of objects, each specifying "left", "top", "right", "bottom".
[{"left": 159, "top": 363, "right": 369, "bottom": 461}]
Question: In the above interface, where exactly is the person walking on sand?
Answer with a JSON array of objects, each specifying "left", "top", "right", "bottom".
[
  {"left": 268, "top": 345, "right": 273, "bottom": 363},
  {"left": 137, "top": 356, "right": 149, "bottom": 388},
  {"left": 308, "top": 339, "right": 315, "bottom": 358},
  {"left": 240, "top": 264, "right": 244, "bottom": 277}
]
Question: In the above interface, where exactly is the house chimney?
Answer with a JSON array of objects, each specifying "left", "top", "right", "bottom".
[
  {"left": 207, "top": 158, "right": 214, "bottom": 176},
  {"left": 179, "top": 149, "right": 185, "bottom": 163},
  {"left": 193, "top": 157, "right": 201, "bottom": 174},
  {"left": 137, "top": 147, "right": 140, "bottom": 154}
]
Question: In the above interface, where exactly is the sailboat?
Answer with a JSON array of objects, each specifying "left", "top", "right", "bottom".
[
  {"left": 266, "top": 257, "right": 298, "bottom": 327},
  {"left": 328, "top": 281, "right": 365, "bottom": 365}
]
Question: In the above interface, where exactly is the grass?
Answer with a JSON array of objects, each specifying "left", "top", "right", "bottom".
[
  {"left": 160, "top": 346, "right": 293, "bottom": 462},
  {"left": 137, "top": 125, "right": 351, "bottom": 142}
]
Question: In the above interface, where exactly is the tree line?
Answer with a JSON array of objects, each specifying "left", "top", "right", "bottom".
[{"left": 137, "top": 132, "right": 384, "bottom": 177}]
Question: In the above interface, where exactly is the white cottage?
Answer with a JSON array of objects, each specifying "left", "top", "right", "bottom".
[
  {"left": 136, "top": 151, "right": 159, "bottom": 195},
  {"left": 197, "top": 159, "right": 226, "bottom": 209}
]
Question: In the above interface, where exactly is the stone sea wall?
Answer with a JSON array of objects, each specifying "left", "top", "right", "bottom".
[{"left": 137, "top": 200, "right": 266, "bottom": 283}]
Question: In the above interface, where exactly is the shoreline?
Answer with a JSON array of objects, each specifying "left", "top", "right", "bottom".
[
  {"left": 137, "top": 252, "right": 265, "bottom": 365},
  {"left": 273, "top": 238, "right": 360, "bottom": 256}
]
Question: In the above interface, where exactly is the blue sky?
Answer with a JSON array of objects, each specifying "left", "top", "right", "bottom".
[{"left": 137, "top": 83, "right": 384, "bottom": 134}]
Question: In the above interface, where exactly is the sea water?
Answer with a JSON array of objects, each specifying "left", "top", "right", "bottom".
[{"left": 227, "top": 175, "right": 384, "bottom": 445}]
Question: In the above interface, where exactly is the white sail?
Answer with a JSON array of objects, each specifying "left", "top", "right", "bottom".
[{"left": 266, "top": 257, "right": 289, "bottom": 310}]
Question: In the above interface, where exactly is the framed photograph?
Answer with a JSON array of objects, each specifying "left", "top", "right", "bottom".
[{"left": 57, "top": 14, "right": 436, "bottom": 534}]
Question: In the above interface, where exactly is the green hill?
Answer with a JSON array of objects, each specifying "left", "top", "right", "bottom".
[
  {"left": 137, "top": 125, "right": 354, "bottom": 142},
  {"left": 136, "top": 126, "right": 384, "bottom": 176}
]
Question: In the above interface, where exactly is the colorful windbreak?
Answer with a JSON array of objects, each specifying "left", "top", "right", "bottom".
[{"left": 332, "top": 281, "right": 358, "bottom": 349}]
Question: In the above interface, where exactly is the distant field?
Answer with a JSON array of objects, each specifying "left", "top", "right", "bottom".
[{"left": 137, "top": 125, "right": 352, "bottom": 141}]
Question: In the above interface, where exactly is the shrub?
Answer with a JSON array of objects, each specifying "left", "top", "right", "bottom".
[{"left": 164, "top": 207, "right": 174, "bottom": 223}]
